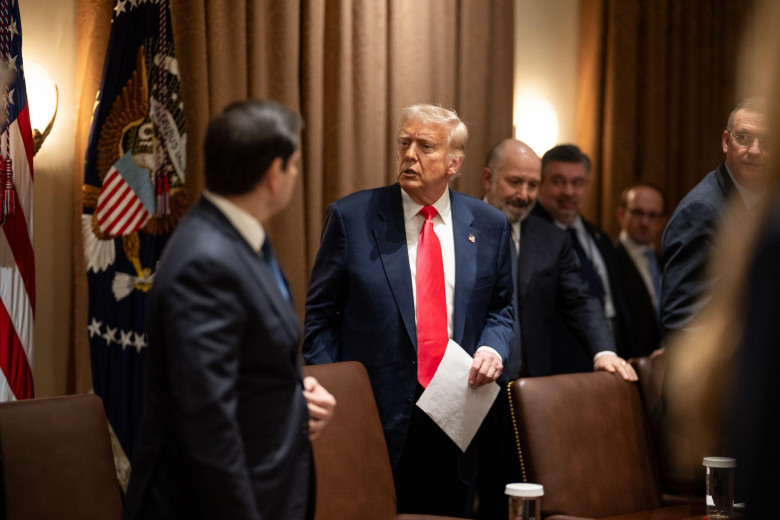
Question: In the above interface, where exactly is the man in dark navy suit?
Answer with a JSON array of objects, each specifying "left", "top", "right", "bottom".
[
  {"left": 303, "top": 104, "right": 514, "bottom": 516},
  {"left": 125, "top": 100, "right": 335, "bottom": 520},
  {"left": 532, "top": 144, "right": 634, "bottom": 370},
  {"left": 482, "top": 139, "right": 633, "bottom": 379},
  {"left": 661, "top": 98, "right": 769, "bottom": 340},
  {"left": 614, "top": 183, "right": 667, "bottom": 358},
  {"left": 476, "top": 138, "right": 636, "bottom": 519}
]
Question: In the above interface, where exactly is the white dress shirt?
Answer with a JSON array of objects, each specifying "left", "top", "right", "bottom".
[
  {"left": 402, "top": 188, "right": 501, "bottom": 361},
  {"left": 725, "top": 163, "right": 763, "bottom": 212},
  {"left": 203, "top": 190, "right": 266, "bottom": 254},
  {"left": 554, "top": 216, "right": 616, "bottom": 320}
]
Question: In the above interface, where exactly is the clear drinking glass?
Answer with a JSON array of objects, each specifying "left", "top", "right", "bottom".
[
  {"left": 703, "top": 456, "right": 736, "bottom": 518},
  {"left": 505, "top": 483, "right": 544, "bottom": 520}
]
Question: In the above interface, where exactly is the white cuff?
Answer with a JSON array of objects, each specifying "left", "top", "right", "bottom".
[
  {"left": 476, "top": 346, "right": 503, "bottom": 363},
  {"left": 593, "top": 350, "right": 617, "bottom": 362}
]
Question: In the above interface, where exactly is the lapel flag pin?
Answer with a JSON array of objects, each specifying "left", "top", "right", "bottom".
[{"left": 468, "top": 233, "right": 475, "bottom": 243}]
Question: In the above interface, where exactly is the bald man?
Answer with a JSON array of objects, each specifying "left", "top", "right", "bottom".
[
  {"left": 481, "top": 139, "right": 632, "bottom": 380},
  {"left": 476, "top": 139, "right": 635, "bottom": 520}
]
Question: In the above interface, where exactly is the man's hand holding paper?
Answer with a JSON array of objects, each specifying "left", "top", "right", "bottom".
[{"left": 416, "top": 340, "right": 501, "bottom": 452}]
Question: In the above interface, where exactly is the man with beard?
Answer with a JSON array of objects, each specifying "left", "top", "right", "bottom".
[
  {"left": 532, "top": 144, "right": 633, "bottom": 371},
  {"left": 475, "top": 139, "right": 635, "bottom": 520}
]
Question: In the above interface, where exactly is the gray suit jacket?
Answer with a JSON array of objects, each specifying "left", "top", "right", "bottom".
[{"left": 125, "top": 198, "right": 311, "bottom": 520}]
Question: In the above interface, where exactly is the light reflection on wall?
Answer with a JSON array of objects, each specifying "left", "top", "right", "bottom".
[
  {"left": 513, "top": 95, "right": 559, "bottom": 156},
  {"left": 24, "top": 61, "right": 58, "bottom": 134}
]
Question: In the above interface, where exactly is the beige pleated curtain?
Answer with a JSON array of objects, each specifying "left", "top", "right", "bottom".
[
  {"left": 71, "top": 0, "right": 514, "bottom": 392},
  {"left": 576, "top": 0, "right": 754, "bottom": 239}
]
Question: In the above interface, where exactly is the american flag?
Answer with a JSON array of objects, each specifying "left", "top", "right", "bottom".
[
  {"left": 96, "top": 151, "right": 153, "bottom": 237},
  {"left": 0, "top": 0, "right": 35, "bottom": 401},
  {"left": 82, "top": 0, "right": 186, "bottom": 458}
]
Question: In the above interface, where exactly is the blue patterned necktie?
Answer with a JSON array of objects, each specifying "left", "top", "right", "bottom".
[
  {"left": 567, "top": 228, "right": 605, "bottom": 303},
  {"left": 644, "top": 249, "right": 662, "bottom": 317},
  {"left": 261, "top": 238, "right": 291, "bottom": 302}
]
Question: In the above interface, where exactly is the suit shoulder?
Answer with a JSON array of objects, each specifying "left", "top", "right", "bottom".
[
  {"left": 581, "top": 217, "right": 611, "bottom": 244},
  {"left": 523, "top": 214, "right": 565, "bottom": 236},
  {"left": 329, "top": 185, "right": 398, "bottom": 213},
  {"left": 158, "top": 208, "right": 244, "bottom": 279},
  {"left": 452, "top": 190, "right": 509, "bottom": 226},
  {"left": 671, "top": 167, "right": 728, "bottom": 216},
  {"left": 612, "top": 243, "right": 635, "bottom": 270}
]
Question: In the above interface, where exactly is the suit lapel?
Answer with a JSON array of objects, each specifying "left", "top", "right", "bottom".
[
  {"left": 716, "top": 162, "right": 753, "bottom": 226},
  {"left": 201, "top": 199, "right": 300, "bottom": 340},
  {"left": 240, "top": 245, "right": 301, "bottom": 339},
  {"left": 371, "top": 185, "right": 418, "bottom": 347},
  {"left": 517, "top": 219, "right": 539, "bottom": 299},
  {"left": 451, "top": 190, "right": 477, "bottom": 345}
]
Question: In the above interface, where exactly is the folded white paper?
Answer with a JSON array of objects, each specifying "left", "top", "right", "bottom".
[{"left": 416, "top": 339, "right": 500, "bottom": 451}]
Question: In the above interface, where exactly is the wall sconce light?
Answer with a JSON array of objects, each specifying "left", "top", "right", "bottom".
[
  {"left": 513, "top": 95, "right": 559, "bottom": 156},
  {"left": 24, "top": 61, "right": 58, "bottom": 156}
]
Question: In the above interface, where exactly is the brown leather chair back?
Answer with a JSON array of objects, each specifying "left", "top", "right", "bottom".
[
  {"left": 304, "top": 362, "right": 467, "bottom": 520},
  {"left": 631, "top": 354, "right": 699, "bottom": 500},
  {"left": 631, "top": 355, "right": 665, "bottom": 442},
  {"left": 0, "top": 394, "right": 122, "bottom": 520},
  {"left": 304, "top": 362, "right": 398, "bottom": 520},
  {"left": 509, "top": 371, "right": 661, "bottom": 519}
]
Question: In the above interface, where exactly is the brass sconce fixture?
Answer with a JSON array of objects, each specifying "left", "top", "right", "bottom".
[{"left": 25, "top": 61, "right": 58, "bottom": 156}]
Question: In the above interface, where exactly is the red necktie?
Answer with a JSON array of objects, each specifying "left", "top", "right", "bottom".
[{"left": 416, "top": 205, "right": 447, "bottom": 387}]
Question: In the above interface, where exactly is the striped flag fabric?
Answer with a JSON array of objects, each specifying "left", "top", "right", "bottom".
[
  {"left": 82, "top": 0, "right": 186, "bottom": 458},
  {"left": 96, "top": 151, "right": 153, "bottom": 237},
  {"left": 0, "top": 0, "right": 35, "bottom": 402}
]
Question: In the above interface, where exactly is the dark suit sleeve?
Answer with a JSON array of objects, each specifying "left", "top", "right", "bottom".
[
  {"left": 660, "top": 200, "right": 719, "bottom": 337},
  {"left": 475, "top": 220, "right": 515, "bottom": 362},
  {"left": 734, "top": 209, "right": 780, "bottom": 514},
  {"left": 303, "top": 203, "right": 347, "bottom": 364},
  {"left": 161, "top": 256, "right": 260, "bottom": 519},
  {"left": 556, "top": 233, "right": 616, "bottom": 356}
]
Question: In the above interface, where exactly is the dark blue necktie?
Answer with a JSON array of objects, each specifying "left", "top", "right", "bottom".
[
  {"left": 261, "top": 238, "right": 290, "bottom": 302},
  {"left": 567, "top": 228, "right": 605, "bottom": 303},
  {"left": 644, "top": 249, "right": 662, "bottom": 317}
]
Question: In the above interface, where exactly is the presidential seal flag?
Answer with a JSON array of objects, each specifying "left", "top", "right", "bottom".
[
  {"left": 82, "top": 0, "right": 186, "bottom": 458},
  {"left": 0, "top": 0, "right": 35, "bottom": 402}
]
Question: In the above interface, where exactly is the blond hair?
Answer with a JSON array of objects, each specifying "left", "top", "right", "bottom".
[{"left": 399, "top": 104, "right": 468, "bottom": 158}]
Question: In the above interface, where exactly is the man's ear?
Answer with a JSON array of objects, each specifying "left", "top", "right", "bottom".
[
  {"left": 264, "top": 157, "right": 285, "bottom": 194},
  {"left": 722, "top": 129, "right": 730, "bottom": 154},
  {"left": 447, "top": 155, "right": 465, "bottom": 176},
  {"left": 481, "top": 168, "right": 493, "bottom": 192}
]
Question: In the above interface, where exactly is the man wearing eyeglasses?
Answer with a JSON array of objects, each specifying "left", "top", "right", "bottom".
[
  {"left": 660, "top": 97, "right": 769, "bottom": 340},
  {"left": 615, "top": 184, "right": 667, "bottom": 358}
]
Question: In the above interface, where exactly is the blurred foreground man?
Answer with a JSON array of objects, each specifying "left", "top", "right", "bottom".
[
  {"left": 304, "top": 104, "right": 514, "bottom": 516},
  {"left": 661, "top": 98, "right": 769, "bottom": 340},
  {"left": 125, "top": 100, "right": 335, "bottom": 520},
  {"left": 614, "top": 184, "right": 667, "bottom": 357},
  {"left": 477, "top": 138, "right": 636, "bottom": 519}
]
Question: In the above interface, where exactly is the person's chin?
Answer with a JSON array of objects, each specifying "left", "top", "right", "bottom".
[
  {"left": 553, "top": 208, "right": 577, "bottom": 224},
  {"left": 398, "top": 175, "right": 419, "bottom": 189}
]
